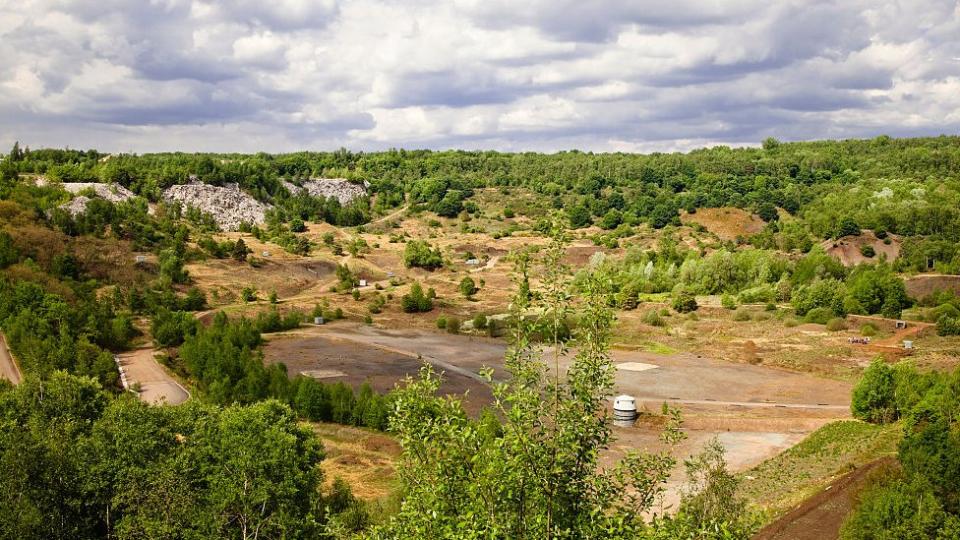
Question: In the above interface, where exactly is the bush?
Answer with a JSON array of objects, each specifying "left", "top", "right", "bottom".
[
  {"left": 436, "top": 316, "right": 447, "bottom": 329},
  {"left": 732, "top": 309, "right": 751, "bottom": 322},
  {"left": 641, "top": 310, "right": 665, "bottom": 327},
  {"left": 446, "top": 317, "right": 460, "bottom": 334},
  {"left": 472, "top": 314, "right": 488, "bottom": 330},
  {"left": 672, "top": 290, "right": 698, "bottom": 313},
  {"left": 459, "top": 276, "right": 477, "bottom": 298},
  {"left": 936, "top": 315, "right": 960, "bottom": 336},
  {"left": 826, "top": 317, "right": 848, "bottom": 331},
  {"left": 241, "top": 286, "right": 257, "bottom": 302},
  {"left": 401, "top": 283, "right": 434, "bottom": 313},
  {"left": 851, "top": 359, "right": 897, "bottom": 423},
  {"left": 721, "top": 294, "right": 737, "bottom": 310},
  {"left": 403, "top": 240, "right": 443, "bottom": 270},
  {"left": 860, "top": 245, "right": 876, "bottom": 258},
  {"left": 860, "top": 323, "right": 878, "bottom": 337},
  {"left": 804, "top": 307, "right": 834, "bottom": 325},
  {"left": 784, "top": 317, "right": 800, "bottom": 328}
]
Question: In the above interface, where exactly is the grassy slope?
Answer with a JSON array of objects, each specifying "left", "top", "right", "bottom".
[{"left": 739, "top": 420, "right": 902, "bottom": 522}]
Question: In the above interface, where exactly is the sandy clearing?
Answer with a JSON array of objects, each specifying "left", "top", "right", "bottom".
[
  {"left": 117, "top": 348, "right": 189, "bottom": 405},
  {"left": 0, "top": 332, "right": 23, "bottom": 385}
]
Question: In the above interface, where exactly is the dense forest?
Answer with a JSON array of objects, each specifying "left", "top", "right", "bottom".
[{"left": 2, "top": 136, "right": 960, "bottom": 538}]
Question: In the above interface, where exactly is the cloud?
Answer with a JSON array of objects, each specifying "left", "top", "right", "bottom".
[{"left": 0, "top": 0, "right": 958, "bottom": 153}]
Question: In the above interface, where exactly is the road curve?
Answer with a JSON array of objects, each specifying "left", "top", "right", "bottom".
[{"left": 0, "top": 332, "right": 23, "bottom": 385}]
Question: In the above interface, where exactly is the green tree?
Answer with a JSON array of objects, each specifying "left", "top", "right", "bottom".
[
  {"left": 851, "top": 359, "right": 898, "bottom": 423},
  {"left": 403, "top": 240, "right": 443, "bottom": 270}
]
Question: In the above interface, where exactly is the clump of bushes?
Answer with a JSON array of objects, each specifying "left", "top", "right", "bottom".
[
  {"left": 472, "top": 314, "right": 488, "bottom": 330},
  {"left": 403, "top": 240, "right": 443, "bottom": 270},
  {"left": 826, "top": 317, "right": 848, "bottom": 331},
  {"left": 804, "top": 307, "right": 834, "bottom": 325},
  {"left": 860, "top": 323, "right": 878, "bottom": 337},
  {"left": 642, "top": 309, "right": 665, "bottom": 327},
  {"left": 445, "top": 317, "right": 460, "bottom": 334},
  {"left": 401, "top": 283, "right": 433, "bottom": 313},
  {"left": 672, "top": 290, "right": 698, "bottom": 313},
  {"left": 937, "top": 316, "right": 960, "bottom": 336},
  {"left": 732, "top": 309, "right": 751, "bottom": 322}
]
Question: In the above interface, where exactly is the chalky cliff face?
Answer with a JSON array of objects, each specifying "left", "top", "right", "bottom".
[{"left": 51, "top": 176, "right": 368, "bottom": 231}]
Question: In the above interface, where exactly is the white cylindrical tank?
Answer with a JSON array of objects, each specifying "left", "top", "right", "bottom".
[{"left": 613, "top": 395, "right": 637, "bottom": 425}]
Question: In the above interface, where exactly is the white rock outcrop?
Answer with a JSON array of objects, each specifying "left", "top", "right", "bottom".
[
  {"left": 162, "top": 182, "right": 271, "bottom": 231},
  {"left": 52, "top": 182, "right": 138, "bottom": 216},
  {"left": 284, "top": 178, "right": 367, "bottom": 205}
]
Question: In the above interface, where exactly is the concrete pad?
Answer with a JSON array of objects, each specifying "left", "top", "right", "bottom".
[{"left": 616, "top": 362, "right": 658, "bottom": 372}]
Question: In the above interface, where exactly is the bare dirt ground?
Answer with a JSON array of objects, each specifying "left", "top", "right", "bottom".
[
  {"left": 0, "top": 332, "right": 23, "bottom": 385},
  {"left": 904, "top": 273, "right": 960, "bottom": 298},
  {"left": 117, "top": 348, "right": 190, "bottom": 405},
  {"left": 752, "top": 457, "right": 898, "bottom": 540},
  {"left": 263, "top": 321, "right": 852, "bottom": 510},
  {"left": 822, "top": 231, "right": 900, "bottom": 266},
  {"left": 680, "top": 207, "right": 765, "bottom": 241}
]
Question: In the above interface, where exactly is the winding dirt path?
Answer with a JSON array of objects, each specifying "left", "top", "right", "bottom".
[
  {"left": 0, "top": 332, "right": 23, "bottom": 385},
  {"left": 116, "top": 348, "right": 190, "bottom": 405}
]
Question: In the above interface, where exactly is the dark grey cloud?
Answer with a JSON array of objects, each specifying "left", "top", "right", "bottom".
[{"left": 0, "top": 0, "right": 958, "bottom": 153}]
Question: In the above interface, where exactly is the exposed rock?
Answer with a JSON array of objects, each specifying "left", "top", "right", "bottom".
[
  {"left": 285, "top": 178, "right": 368, "bottom": 206},
  {"left": 60, "top": 182, "right": 137, "bottom": 203},
  {"left": 52, "top": 182, "right": 139, "bottom": 216},
  {"left": 60, "top": 195, "right": 94, "bottom": 217},
  {"left": 162, "top": 182, "right": 271, "bottom": 231}
]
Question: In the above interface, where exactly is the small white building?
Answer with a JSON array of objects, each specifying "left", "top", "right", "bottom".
[{"left": 359, "top": 279, "right": 368, "bottom": 287}]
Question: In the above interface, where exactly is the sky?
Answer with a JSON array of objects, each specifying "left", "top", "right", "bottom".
[{"left": 1, "top": 0, "right": 959, "bottom": 154}]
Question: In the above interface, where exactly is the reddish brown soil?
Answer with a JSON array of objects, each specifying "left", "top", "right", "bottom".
[
  {"left": 822, "top": 232, "right": 900, "bottom": 266},
  {"left": 752, "top": 457, "right": 898, "bottom": 540},
  {"left": 904, "top": 274, "right": 960, "bottom": 299}
]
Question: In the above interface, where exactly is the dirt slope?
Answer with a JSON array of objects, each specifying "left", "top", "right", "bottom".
[{"left": 752, "top": 457, "right": 897, "bottom": 540}]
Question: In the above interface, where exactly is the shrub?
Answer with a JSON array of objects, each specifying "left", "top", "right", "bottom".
[
  {"left": 446, "top": 317, "right": 460, "bottom": 334},
  {"left": 721, "top": 294, "right": 737, "bottom": 310},
  {"left": 936, "top": 315, "right": 960, "bottom": 336},
  {"left": 401, "top": 283, "right": 434, "bottom": 313},
  {"left": 241, "top": 286, "right": 257, "bottom": 302},
  {"left": 364, "top": 315, "right": 373, "bottom": 324},
  {"left": 784, "top": 317, "right": 799, "bottom": 328},
  {"left": 860, "top": 323, "right": 878, "bottom": 337},
  {"left": 403, "top": 240, "right": 443, "bottom": 270},
  {"left": 472, "top": 314, "right": 488, "bottom": 330},
  {"left": 851, "top": 359, "right": 897, "bottom": 423},
  {"left": 672, "top": 290, "right": 698, "bottom": 313},
  {"left": 732, "top": 309, "right": 751, "bottom": 322},
  {"left": 804, "top": 307, "right": 834, "bottom": 325},
  {"left": 436, "top": 316, "right": 447, "bottom": 329},
  {"left": 459, "top": 276, "right": 477, "bottom": 298},
  {"left": 860, "top": 245, "right": 876, "bottom": 258},
  {"left": 826, "top": 317, "right": 848, "bottom": 331},
  {"left": 642, "top": 310, "right": 665, "bottom": 327}
]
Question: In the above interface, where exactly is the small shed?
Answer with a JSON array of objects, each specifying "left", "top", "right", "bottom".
[
  {"left": 314, "top": 316, "right": 325, "bottom": 325},
  {"left": 466, "top": 258, "right": 480, "bottom": 266},
  {"left": 896, "top": 320, "right": 907, "bottom": 329},
  {"left": 359, "top": 279, "right": 367, "bottom": 287},
  {"left": 134, "top": 255, "right": 146, "bottom": 264},
  {"left": 262, "top": 251, "right": 271, "bottom": 257},
  {"left": 903, "top": 340, "right": 914, "bottom": 350}
]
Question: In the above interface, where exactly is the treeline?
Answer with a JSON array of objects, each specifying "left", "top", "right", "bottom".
[
  {"left": 0, "top": 372, "right": 370, "bottom": 539},
  {"left": 844, "top": 360, "right": 960, "bottom": 537},
  {"left": 177, "top": 312, "right": 392, "bottom": 431},
  {"left": 7, "top": 136, "right": 960, "bottom": 244}
]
